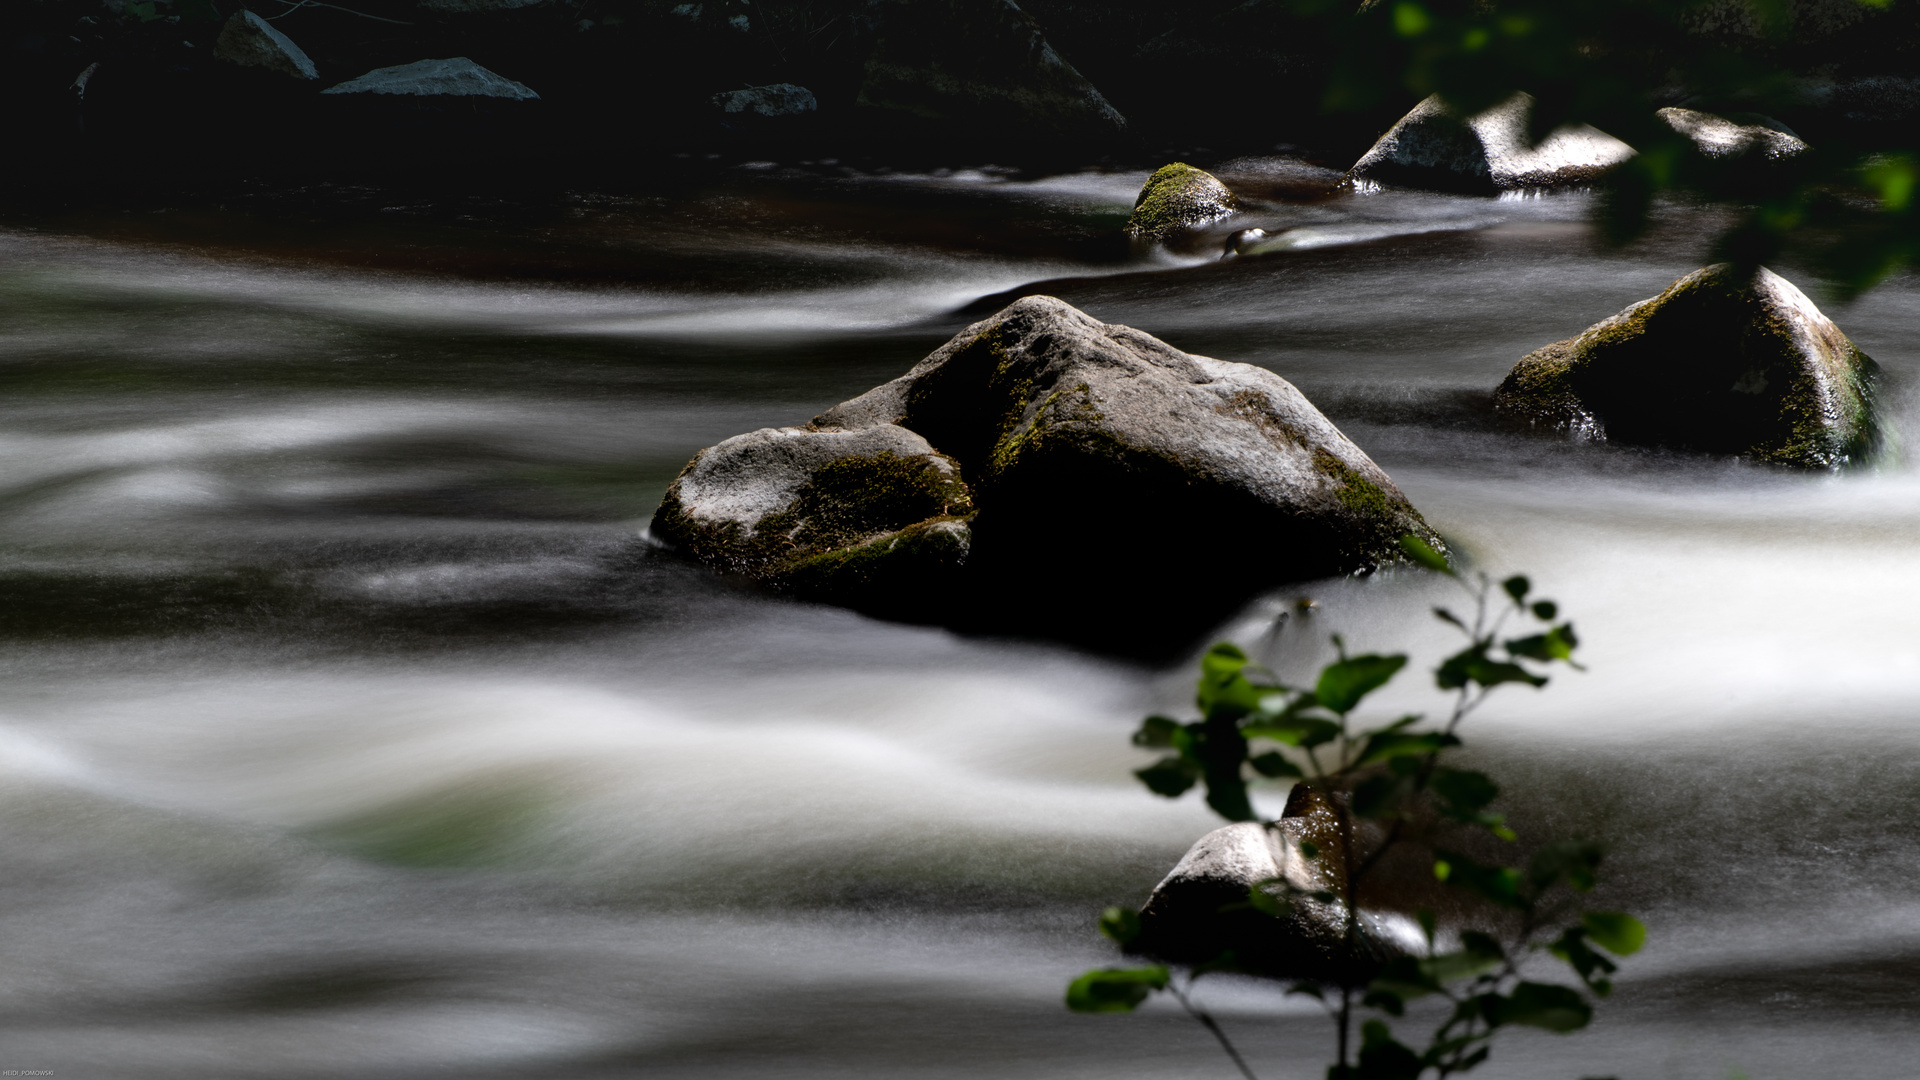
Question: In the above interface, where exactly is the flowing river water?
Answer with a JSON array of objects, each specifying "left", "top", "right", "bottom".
[{"left": 1, "top": 161, "right": 1918, "bottom": 1079}]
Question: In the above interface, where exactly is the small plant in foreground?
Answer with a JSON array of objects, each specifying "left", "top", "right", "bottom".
[{"left": 1068, "top": 535, "right": 1645, "bottom": 1080}]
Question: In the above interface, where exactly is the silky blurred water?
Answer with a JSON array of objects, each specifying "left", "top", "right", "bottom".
[{"left": 1, "top": 164, "right": 1918, "bottom": 1079}]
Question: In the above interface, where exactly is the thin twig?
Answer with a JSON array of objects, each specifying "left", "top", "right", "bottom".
[
  {"left": 1169, "top": 980, "right": 1261, "bottom": 1080},
  {"left": 258, "top": 0, "right": 414, "bottom": 24}
]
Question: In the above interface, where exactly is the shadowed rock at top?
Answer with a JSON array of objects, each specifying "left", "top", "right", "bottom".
[
  {"left": 1494, "top": 264, "right": 1879, "bottom": 468},
  {"left": 323, "top": 57, "right": 540, "bottom": 100},
  {"left": 652, "top": 296, "right": 1440, "bottom": 653},
  {"left": 856, "top": 0, "right": 1128, "bottom": 150},
  {"left": 1346, "top": 92, "right": 1634, "bottom": 193},
  {"left": 213, "top": 11, "right": 319, "bottom": 81}
]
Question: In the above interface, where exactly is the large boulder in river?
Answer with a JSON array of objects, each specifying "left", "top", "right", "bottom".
[
  {"left": 213, "top": 11, "right": 318, "bottom": 81},
  {"left": 1130, "top": 789, "right": 1422, "bottom": 980},
  {"left": 1346, "top": 92, "right": 1634, "bottom": 194},
  {"left": 1494, "top": 264, "right": 1879, "bottom": 469},
  {"left": 653, "top": 296, "right": 1440, "bottom": 652},
  {"left": 856, "top": 0, "right": 1128, "bottom": 149},
  {"left": 322, "top": 58, "right": 540, "bottom": 100},
  {"left": 1126, "top": 163, "right": 1237, "bottom": 243},
  {"left": 1656, "top": 107, "right": 1807, "bottom": 163}
]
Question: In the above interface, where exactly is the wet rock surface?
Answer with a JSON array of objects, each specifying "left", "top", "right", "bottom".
[
  {"left": 1130, "top": 789, "right": 1419, "bottom": 980},
  {"left": 1125, "top": 163, "right": 1237, "bottom": 242},
  {"left": 323, "top": 57, "right": 540, "bottom": 100},
  {"left": 1657, "top": 107, "right": 1808, "bottom": 161},
  {"left": 213, "top": 11, "right": 319, "bottom": 81},
  {"left": 713, "top": 83, "right": 818, "bottom": 117},
  {"left": 1346, "top": 92, "right": 1635, "bottom": 193},
  {"left": 654, "top": 295, "right": 1439, "bottom": 652},
  {"left": 1494, "top": 264, "right": 1879, "bottom": 468}
]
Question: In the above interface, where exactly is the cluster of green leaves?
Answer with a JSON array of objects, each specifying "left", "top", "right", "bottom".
[
  {"left": 1292, "top": 0, "right": 1918, "bottom": 296},
  {"left": 1069, "top": 536, "right": 1645, "bottom": 1080}
]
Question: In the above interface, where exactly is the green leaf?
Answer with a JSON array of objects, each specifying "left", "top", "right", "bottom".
[
  {"left": 1357, "top": 730, "right": 1456, "bottom": 765},
  {"left": 1399, "top": 533, "right": 1452, "bottom": 573},
  {"left": 1505, "top": 623, "right": 1579, "bottom": 663},
  {"left": 1548, "top": 927, "right": 1618, "bottom": 993},
  {"left": 1434, "top": 851, "right": 1524, "bottom": 907},
  {"left": 1432, "top": 606, "right": 1466, "bottom": 629},
  {"left": 1391, "top": 1, "right": 1431, "bottom": 39},
  {"left": 1197, "top": 643, "right": 1265, "bottom": 718},
  {"left": 1431, "top": 767, "right": 1499, "bottom": 816},
  {"left": 1249, "top": 751, "right": 1302, "bottom": 778},
  {"left": 1502, "top": 575, "right": 1530, "bottom": 604},
  {"left": 1247, "top": 877, "right": 1296, "bottom": 917},
  {"left": 1200, "top": 641, "right": 1247, "bottom": 681},
  {"left": 1370, "top": 956, "right": 1441, "bottom": 1001},
  {"left": 1352, "top": 774, "right": 1406, "bottom": 819},
  {"left": 1356, "top": 1019, "right": 1424, "bottom": 1079},
  {"left": 1135, "top": 757, "right": 1199, "bottom": 797},
  {"left": 1581, "top": 911, "right": 1646, "bottom": 956},
  {"left": 1438, "top": 645, "right": 1547, "bottom": 690},
  {"left": 1420, "top": 946, "right": 1502, "bottom": 985},
  {"left": 1065, "top": 966, "right": 1169, "bottom": 1013},
  {"left": 1361, "top": 987, "right": 1406, "bottom": 1016},
  {"left": 1242, "top": 717, "right": 1342, "bottom": 748},
  {"left": 1132, "top": 716, "right": 1180, "bottom": 748},
  {"left": 1531, "top": 600, "right": 1558, "bottom": 621},
  {"left": 1486, "top": 982, "right": 1592, "bottom": 1032},
  {"left": 1098, "top": 906, "right": 1142, "bottom": 946},
  {"left": 1315, "top": 653, "right": 1408, "bottom": 715}
]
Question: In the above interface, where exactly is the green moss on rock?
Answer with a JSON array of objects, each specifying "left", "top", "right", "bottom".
[
  {"left": 1494, "top": 264, "right": 1880, "bottom": 469},
  {"left": 1126, "top": 163, "right": 1237, "bottom": 241}
]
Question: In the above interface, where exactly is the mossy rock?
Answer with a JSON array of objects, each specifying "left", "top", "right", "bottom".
[
  {"left": 813, "top": 295, "right": 1441, "bottom": 651},
  {"left": 651, "top": 425, "right": 975, "bottom": 600},
  {"left": 1493, "top": 264, "right": 1879, "bottom": 468},
  {"left": 657, "top": 296, "right": 1441, "bottom": 653},
  {"left": 1126, "top": 162, "right": 1236, "bottom": 241}
]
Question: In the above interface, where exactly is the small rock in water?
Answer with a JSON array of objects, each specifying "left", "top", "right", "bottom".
[
  {"left": 322, "top": 57, "right": 539, "bottom": 100},
  {"left": 1222, "top": 228, "right": 1269, "bottom": 259},
  {"left": 212, "top": 10, "right": 318, "bottom": 81},
  {"left": 652, "top": 295, "right": 1440, "bottom": 652},
  {"left": 1494, "top": 263, "right": 1879, "bottom": 468},
  {"left": 1126, "top": 162, "right": 1237, "bottom": 242},
  {"left": 1345, "top": 92, "right": 1634, "bottom": 193},
  {"left": 712, "top": 84, "right": 818, "bottom": 118},
  {"left": 1657, "top": 107, "right": 1808, "bottom": 161},
  {"left": 1129, "top": 788, "right": 1420, "bottom": 980}
]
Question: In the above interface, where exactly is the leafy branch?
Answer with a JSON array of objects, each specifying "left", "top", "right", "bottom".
[{"left": 1069, "top": 534, "right": 1644, "bottom": 1080}]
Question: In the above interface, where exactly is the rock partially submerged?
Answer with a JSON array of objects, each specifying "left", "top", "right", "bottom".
[
  {"left": 1130, "top": 789, "right": 1421, "bottom": 980},
  {"left": 1126, "top": 163, "right": 1237, "bottom": 243},
  {"left": 323, "top": 57, "right": 540, "bottom": 100},
  {"left": 653, "top": 296, "right": 1440, "bottom": 651},
  {"left": 713, "top": 83, "right": 818, "bottom": 118},
  {"left": 1657, "top": 107, "right": 1808, "bottom": 161},
  {"left": 1346, "top": 92, "right": 1634, "bottom": 193},
  {"left": 213, "top": 10, "right": 318, "bottom": 81},
  {"left": 857, "top": 0, "right": 1128, "bottom": 148},
  {"left": 1494, "top": 264, "right": 1878, "bottom": 468}
]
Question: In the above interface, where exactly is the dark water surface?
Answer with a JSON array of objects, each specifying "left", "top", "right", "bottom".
[{"left": 2, "top": 163, "right": 1918, "bottom": 1079}]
